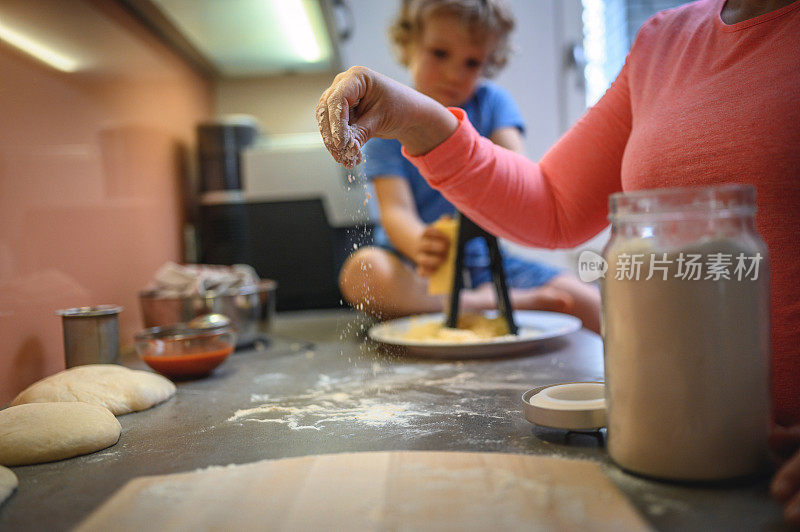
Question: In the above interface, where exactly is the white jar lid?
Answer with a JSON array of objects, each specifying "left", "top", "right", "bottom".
[{"left": 522, "top": 382, "right": 606, "bottom": 430}]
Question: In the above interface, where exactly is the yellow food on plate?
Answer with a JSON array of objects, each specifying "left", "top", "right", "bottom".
[
  {"left": 427, "top": 217, "right": 459, "bottom": 295},
  {"left": 403, "top": 313, "right": 511, "bottom": 343}
]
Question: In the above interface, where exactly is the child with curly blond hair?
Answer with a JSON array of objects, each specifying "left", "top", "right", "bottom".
[{"left": 338, "top": 0, "right": 600, "bottom": 332}]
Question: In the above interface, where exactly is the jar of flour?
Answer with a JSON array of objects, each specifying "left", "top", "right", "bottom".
[{"left": 601, "top": 184, "right": 771, "bottom": 481}]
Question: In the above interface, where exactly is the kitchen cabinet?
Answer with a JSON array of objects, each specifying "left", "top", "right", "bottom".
[{"left": 118, "top": 0, "right": 343, "bottom": 77}]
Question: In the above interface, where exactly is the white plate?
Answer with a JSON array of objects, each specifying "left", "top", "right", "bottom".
[{"left": 367, "top": 310, "right": 582, "bottom": 358}]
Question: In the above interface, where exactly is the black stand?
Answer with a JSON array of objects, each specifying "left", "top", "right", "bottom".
[{"left": 445, "top": 212, "right": 518, "bottom": 335}]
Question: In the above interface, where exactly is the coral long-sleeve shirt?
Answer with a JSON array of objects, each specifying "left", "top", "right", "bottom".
[{"left": 403, "top": 0, "right": 800, "bottom": 425}]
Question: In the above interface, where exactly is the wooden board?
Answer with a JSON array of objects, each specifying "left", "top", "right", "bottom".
[{"left": 77, "top": 451, "right": 649, "bottom": 531}]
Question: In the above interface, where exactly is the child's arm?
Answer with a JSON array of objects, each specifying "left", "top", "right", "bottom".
[
  {"left": 490, "top": 127, "right": 525, "bottom": 155},
  {"left": 372, "top": 122, "right": 524, "bottom": 278},
  {"left": 373, "top": 176, "right": 450, "bottom": 276}
]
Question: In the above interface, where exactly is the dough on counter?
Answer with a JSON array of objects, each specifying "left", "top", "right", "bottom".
[
  {"left": 10, "top": 364, "right": 176, "bottom": 415},
  {"left": 0, "top": 465, "right": 17, "bottom": 506},
  {"left": 0, "top": 403, "right": 121, "bottom": 466}
]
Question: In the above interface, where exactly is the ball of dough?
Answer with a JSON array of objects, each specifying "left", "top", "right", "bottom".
[
  {"left": 0, "top": 403, "right": 121, "bottom": 466},
  {"left": 0, "top": 465, "right": 17, "bottom": 506},
  {"left": 10, "top": 364, "right": 176, "bottom": 415}
]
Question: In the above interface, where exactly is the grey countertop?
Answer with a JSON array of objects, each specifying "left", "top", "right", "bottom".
[{"left": 0, "top": 309, "right": 788, "bottom": 531}]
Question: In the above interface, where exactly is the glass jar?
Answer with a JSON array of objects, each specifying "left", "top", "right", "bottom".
[{"left": 601, "top": 184, "right": 771, "bottom": 481}]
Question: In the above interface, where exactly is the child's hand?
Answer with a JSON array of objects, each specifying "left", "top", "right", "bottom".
[
  {"left": 316, "top": 67, "right": 457, "bottom": 168},
  {"left": 770, "top": 424, "right": 800, "bottom": 525},
  {"left": 414, "top": 225, "right": 451, "bottom": 277}
]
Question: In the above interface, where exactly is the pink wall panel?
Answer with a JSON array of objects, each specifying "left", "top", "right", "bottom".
[{"left": 0, "top": 0, "right": 213, "bottom": 402}]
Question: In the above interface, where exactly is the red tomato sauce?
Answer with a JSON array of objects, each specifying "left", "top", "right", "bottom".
[{"left": 143, "top": 345, "right": 233, "bottom": 378}]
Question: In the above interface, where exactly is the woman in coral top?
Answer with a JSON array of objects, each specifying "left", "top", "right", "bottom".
[{"left": 316, "top": 0, "right": 800, "bottom": 523}]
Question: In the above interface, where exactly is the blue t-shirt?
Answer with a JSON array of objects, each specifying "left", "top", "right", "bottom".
[{"left": 364, "top": 81, "right": 525, "bottom": 267}]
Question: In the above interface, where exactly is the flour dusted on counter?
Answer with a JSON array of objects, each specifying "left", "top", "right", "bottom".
[
  {"left": 228, "top": 371, "right": 438, "bottom": 432},
  {"left": 148, "top": 262, "right": 259, "bottom": 297},
  {"left": 227, "top": 364, "right": 530, "bottom": 436},
  {"left": 229, "top": 400, "right": 418, "bottom": 431}
]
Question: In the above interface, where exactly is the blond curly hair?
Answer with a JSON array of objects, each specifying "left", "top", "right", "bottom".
[{"left": 389, "top": 0, "right": 515, "bottom": 78}]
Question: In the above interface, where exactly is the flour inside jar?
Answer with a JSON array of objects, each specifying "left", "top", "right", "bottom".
[{"left": 601, "top": 236, "right": 771, "bottom": 480}]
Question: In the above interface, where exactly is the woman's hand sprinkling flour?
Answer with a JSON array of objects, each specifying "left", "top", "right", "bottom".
[{"left": 315, "top": 66, "right": 458, "bottom": 167}]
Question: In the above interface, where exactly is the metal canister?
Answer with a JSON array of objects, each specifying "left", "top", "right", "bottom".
[{"left": 56, "top": 305, "right": 123, "bottom": 367}]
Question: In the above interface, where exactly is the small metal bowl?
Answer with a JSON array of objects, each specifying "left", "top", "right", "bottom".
[
  {"left": 139, "top": 280, "right": 277, "bottom": 347},
  {"left": 134, "top": 324, "right": 235, "bottom": 379}
]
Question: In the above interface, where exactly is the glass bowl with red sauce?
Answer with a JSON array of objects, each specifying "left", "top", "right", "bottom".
[{"left": 134, "top": 323, "right": 235, "bottom": 379}]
